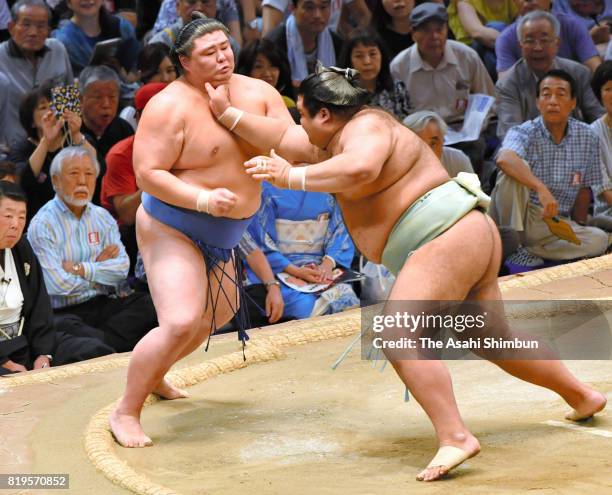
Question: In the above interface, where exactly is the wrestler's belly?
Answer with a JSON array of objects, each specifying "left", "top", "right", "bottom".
[
  {"left": 345, "top": 222, "right": 393, "bottom": 263},
  {"left": 339, "top": 172, "right": 449, "bottom": 263},
  {"left": 173, "top": 166, "right": 262, "bottom": 219}
]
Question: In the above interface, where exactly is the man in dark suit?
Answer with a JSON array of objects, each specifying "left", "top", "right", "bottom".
[{"left": 0, "top": 181, "right": 113, "bottom": 375}]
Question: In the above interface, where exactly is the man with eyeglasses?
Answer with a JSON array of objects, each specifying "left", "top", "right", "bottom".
[
  {"left": 496, "top": 0, "right": 602, "bottom": 78},
  {"left": 0, "top": 0, "right": 73, "bottom": 152},
  {"left": 496, "top": 9, "right": 604, "bottom": 139},
  {"left": 390, "top": 3, "right": 495, "bottom": 180}
]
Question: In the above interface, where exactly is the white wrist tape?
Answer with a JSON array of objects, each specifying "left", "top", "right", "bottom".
[
  {"left": 196, "top": 189, "right": 211, "bottom": 214},
  {"left": 217, "top": 107, "right": 243, "bottom": 131},
  {"left": 288, "top": 167, "right": 307, "bottom": 191}
]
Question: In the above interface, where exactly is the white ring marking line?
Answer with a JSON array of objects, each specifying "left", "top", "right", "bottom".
[{"left": 543, "top": 420, "right": 612, "bottom": 438}]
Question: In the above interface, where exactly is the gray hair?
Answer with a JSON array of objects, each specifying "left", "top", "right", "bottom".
[
  {"left": 50, "top": 146, "right": 100, "bottom": 187},
  {"left": 10, "top": 0, "right": 50, "bottom": 23},
  {"left": 79, "top": 65, "right": 121, "bottom": 94},
  {"left": 171, "top": 12, "right": 230, "bottom": 72},
  {"left": 403, "top": 111, "right": 448, "bottom": 135},
  {"left": 517, "top": 10, "right": 561, "bottom": 42}
]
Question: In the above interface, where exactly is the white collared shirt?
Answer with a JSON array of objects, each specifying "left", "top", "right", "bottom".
[
  {"left": 0, "top": 248, "right": 24, "bottom": 325},
  {"left": 390, "top": 40, "right": 495, "bottom": 125}
]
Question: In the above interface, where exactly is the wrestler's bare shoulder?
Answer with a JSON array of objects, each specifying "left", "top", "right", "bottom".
[
  {"left": 352, "top": 107, "right": 395, "bottom": 125},
  {"left": 227, "top": 73, "right": 281, "bottom": 106},
  {"left": 228, "top": 73, "right": 274, "bottom": 93},
  {"left": 331, "top": 107, "right": 397, "bottom": 155},
  {"left": 340, "top": 108, "right": 397, "bottom": 138},
  {"left": 138, "top": 80, "right": 203, "bottom": 126}
]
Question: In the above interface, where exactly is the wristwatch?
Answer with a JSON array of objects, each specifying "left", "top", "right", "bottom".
[
  {"left": 71, "top": 263, "right": 82, "bottom": 275},
  {"left": 264, "top": 280, "right": 280, "bottom": 290},
  {"left": 247, "top": 18, "right": 259, "bottom": 30},
  {"left": 72, "top": 134, "right": 86, "bottom": 146}
]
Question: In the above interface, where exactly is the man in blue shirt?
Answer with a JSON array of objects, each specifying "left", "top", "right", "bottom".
[
  {"left": 493, "top": 69, "right": 608, "bottom": 261},
  {"left": 27, "top": 146, "right": 157, "bottom": 353}
]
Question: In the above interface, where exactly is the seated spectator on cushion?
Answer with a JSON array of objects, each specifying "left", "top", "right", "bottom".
[
  {"left": 101, "top": 82, "right": 168, "bottom": 273},
  {"left": 496, "top": 10, "right": 604, "bottom": 139},
  {"left": 339, "top": 28, "right": 410, "bottom": 120},
  {"left": 0, "top": 0, "right": 73, "bottom": 150},
  {"left": 8, "top": 83, "right": 96, "bottom": 223},
  {"left": 0, "top": 181, "right": 113, "bottom": 376},
  {"left": 27, "top": 146, "right": 157, "bottom": 353},
  {"left": 52, "top": 0, "right": 140, "bottom": 75},
  {"left": 588, "top": 60, "right": 612, "bottom": 230},
  {"left": 246, "top": 183, "right": 359, "bottom": 320},
  {"left": 492, "top": 69, "right": 608, "bottom": 263},
  {"left": 496, "top": 0, "right": 601, "bottom": 79},
  {"left": 79, "top": 65, "right": 134, "bottom": 204}
]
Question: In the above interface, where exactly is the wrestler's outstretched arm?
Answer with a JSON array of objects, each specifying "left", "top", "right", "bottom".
[
  {"left": 245, "top": 114, "right": 393, "bottom": 193},
  {"left": 134, "top": 92, "right": 237, "bottom": 215},
  {"left": 206, "top": 82, "right": 323, "bottom": 164}
]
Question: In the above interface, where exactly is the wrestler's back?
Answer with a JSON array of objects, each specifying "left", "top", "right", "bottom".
[
  {"left": 160, "top": 77, "right": 269, "bottom": 218},
  {"left": 334, "top": 109, "right": 449, "bottom": 263}
]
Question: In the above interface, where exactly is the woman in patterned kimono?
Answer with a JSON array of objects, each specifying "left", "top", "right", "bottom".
[{"left": 246, "top": 182, "right": 359, "bottom": 320}]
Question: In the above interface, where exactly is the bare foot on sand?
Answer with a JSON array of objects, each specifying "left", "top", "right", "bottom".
[
  {"left": 416, "top": 433, "right": 480, "bottom": 482},
  {"left": 566, "top": 390, "right": 607, "bottom": 421},
  {"left": 153, "top": 378, "right": 190, "bottom": 400},
  {"left": 109, "top": 408, "right": 153, "bottom": 448}
]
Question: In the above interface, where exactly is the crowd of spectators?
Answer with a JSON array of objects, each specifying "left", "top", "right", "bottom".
[{"left": 0, "top": 0, "right": 611, "bottom": 374}]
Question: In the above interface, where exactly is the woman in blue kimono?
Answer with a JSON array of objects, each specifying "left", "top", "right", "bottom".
[{"left": 246, "top": 182, "right": 359, "bottom": 320}]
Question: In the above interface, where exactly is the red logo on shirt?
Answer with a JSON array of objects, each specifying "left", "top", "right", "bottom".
[
  {"left": 88, "top": 232, "right": 100, "bottom": 245},
  {"left": 571, "top": 172, "right": 582, "bottom": 186}
]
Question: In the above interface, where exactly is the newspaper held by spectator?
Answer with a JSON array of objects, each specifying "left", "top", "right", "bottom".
[{"left": 444, "top": 94, "right": 495, "bottom": 145}]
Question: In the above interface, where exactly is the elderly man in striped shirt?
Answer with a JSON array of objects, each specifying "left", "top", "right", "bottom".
[{"left": 27, "top": 146, "right": 157, "bottom": 353}]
